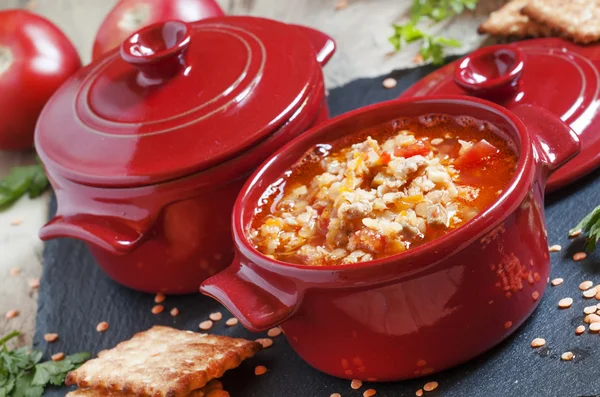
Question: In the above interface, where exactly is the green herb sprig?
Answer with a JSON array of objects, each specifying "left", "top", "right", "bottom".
[
  {"left": 389, "top": 0, "right": 478, "bottom": 65},
  {"left": 571, "top": 205, "right": 600, "bottom": 251},
  {"left": 0, "top": 158, "right": 48, "bottom": 209},
  {"left": 0, "top": 331, "right": 90, "bottom": 397}
]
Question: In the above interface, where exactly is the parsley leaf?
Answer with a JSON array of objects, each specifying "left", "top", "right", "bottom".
[
  {"left": 0, "top": 331, "right": 90, "bottom": 397},
  {"left": 389, "top": 0, "right": 478, "bottom": 64},
  {"left": 0, "top": 158, "right": 49, "bottom": 210},
  {"left": 389, "top": 22, "right": 461, "bottom": 65},
  {"left": 571, "top": 205, "right": 600, "bottom": 251}
]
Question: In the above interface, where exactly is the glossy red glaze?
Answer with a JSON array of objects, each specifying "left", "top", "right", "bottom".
[
  {"left": 92, "top": 0, "right": 224, "bottom": 61},
  {"left": 401, "top": 38, "right": 600, "bottom": 192},
  {"left": 36, "top": 18, "right": 335, "bottom": 294},
  {"left": 201, "top": 96, "right": 580, "bottom": 381},
  {"left": 0, "top": 10, "right": 81, "bottom": 151}
]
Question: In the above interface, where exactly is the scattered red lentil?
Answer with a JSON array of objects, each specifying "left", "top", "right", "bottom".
[
  {"left": 9, "top": 267, "right": 21, "bottom": 276},
  {"left": 596, "top": 290, "right": 600, "bottom": 300},
  {"left": 254, "top": 365, "right": 267, "bottom": 376},
  {"left": 51, "top": 352, "right": 64, "bottom": 361},
  {"left": 225, "top": 318, "right": 238, "bottom": 327},
  {"left": 209, "top": 312, "right": 222, "bottom": 321},
  {"left": 199, "top": 320, "right": 213, "bottom": 330},
  {"left": 256, "top": 338, "right": 273, "bottom": 349},
  {"left": 558, "top": 297, "right": 573, "bottom": 309},
  {"left": 531, "top": 338, "right": 546, "bottom": 348},
  {"left": 267, "top": 327, "right": 282, "bottom": 337},
  {"left": 573, "top": 252, "right": 587, "bottom": 261},
  {"left": 331, "top": 394, "right": 341, "bottom": 397},
  {"left": 548, "top": 245, "right": 562, "bottom": 252},
  {"left": 590, "top": 322, "right": 600, "bottom": 332},
  {"left": 416, "top": 359, "right": 427, "bottom": 367},
  {"left": 584, "top": 306, "right": 597, "bottom": 315},
  {"left": 335, "top": 0, "right": 348, "bottom": 10},
  {"left": 170, "top": 308, "right": 179, "bottom": 316},
  {"left": 382, "top": 77, "right": 397, "bottom": 89},
  {"left": 416, "top": 389, "right": 424, "bottom": 397},
  {"left": 151, "top": 305, "right": 164, "bottom": 314},
  {"left": 532, "top": 291, "right": 540, "bottom": 301},
  {"left": 28, "top": 278, "right": 40, "bottom": 289},
  {"left": 580, "top": 281, "right": 594, "bottom": 290},
  {"left": 351, "top": 379, "right": 363, "bottom": 390},
  {"left": 569, "top": 229, "right": 582, "bottom": 238},
  {"left": 10, "top": 218, "right": 22, "bottom": 226},
  {"left": 363, "top": 389, "right": 377, "bottom": 397},
  {"left": 583, "top": 288, "right": 597, "bottom": 298},
  {"left": 154, "top": 293, "right": 166, "bottom": 303},
  {"left": 584, "top": 314, "right": 600, "bottom": 323},
  {"left": 96, "top": 321, "right": 109, "bottom": 332},
  {"left": 576, "top": 325, "right": 586, "bottom": 335},
  {"left": 561, "top": 352, "right": 574, "bottom": 361},
  {"left": 504, "top": 321, "right": 513, "bottom": 329},
  {"left": 5, "top": 310, "right": 19, "bottom": 319},
  {"left": 423, "top": 382, "right": 439, "bottom": 392},
  {"left": 44, "top": 333, "right": 58, "bottom": 343},
  {"left": 551, "top": 278, "right": 564, "bottom": 286}
]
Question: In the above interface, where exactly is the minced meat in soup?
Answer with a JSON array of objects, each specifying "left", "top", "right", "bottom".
[{"left": 248, "top": 114, "right": 517, "bottom": 266}]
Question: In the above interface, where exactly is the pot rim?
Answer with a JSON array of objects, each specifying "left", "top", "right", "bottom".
[{"left": 232, "top": 95, "right": 535, "bottom": 281}]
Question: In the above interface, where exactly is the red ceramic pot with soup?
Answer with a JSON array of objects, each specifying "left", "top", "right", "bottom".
[
  {"left": 201, "top": 95, "right": 580, "bottom": 381},
  {"left": 35, "top": 17, "right": 335, "bottom": 294}
]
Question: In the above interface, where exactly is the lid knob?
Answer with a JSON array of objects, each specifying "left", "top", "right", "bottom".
[
  {"left": 120, "top": 20, "right": 191, "bottom": 82},
  {"left": 453, "top": 45, "right": 524, "bottom": 99}
]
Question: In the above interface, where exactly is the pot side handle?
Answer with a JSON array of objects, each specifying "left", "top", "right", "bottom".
[
  {"left": 39, "top": 215, "right": 146, "bottom": 255},
  {"left": 511, "top": 104, "right": 581, "bottom": 177},
  {"left": 200, "top": 257, "right": 301, "bottom": 332},
  {"left": 292, "top": 24, "right": 336, "bottom": 67}
]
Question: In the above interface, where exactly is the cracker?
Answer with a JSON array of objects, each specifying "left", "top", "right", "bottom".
[
  {"left": 66, "top": 380, "right": 229, "bottom": 397},
  {"left": 479, "top": 0, "right": 552, "bottom": 38},
  {"left": 523, "top": 0, "right": 600, "bottom": 43},
  {"left": 65, "top": 326, "right": 260, "bottom": 397}
]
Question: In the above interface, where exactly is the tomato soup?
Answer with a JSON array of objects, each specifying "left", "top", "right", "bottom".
[{"left": 248, "top": 114, "right": 517, "bottom": 266}]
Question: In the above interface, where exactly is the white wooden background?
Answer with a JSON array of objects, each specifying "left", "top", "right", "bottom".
[{"left": 0, "top": 0, "right": 503, "bottom": 346}]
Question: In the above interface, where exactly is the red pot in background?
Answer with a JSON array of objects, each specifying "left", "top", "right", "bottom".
[
  {"left": 92, "top": 0, "right": 224, "bottom": 61},
  {"left": 201, "top": 96, "right": 580, "bottom": 381},
  {"left": 36, "top": 17, "right": 335, "bottom": 294}
]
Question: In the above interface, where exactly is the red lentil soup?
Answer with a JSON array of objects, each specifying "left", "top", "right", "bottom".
[{"left": 248, "top": 114, "right": 517, "bottom": 266}]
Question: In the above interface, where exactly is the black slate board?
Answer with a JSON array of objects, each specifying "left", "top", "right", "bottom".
[{"left": 35, "top": 65, "right": 600, "bottom": 397}]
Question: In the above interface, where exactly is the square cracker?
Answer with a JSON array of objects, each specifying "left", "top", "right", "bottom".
[
  {"left": 479, "top": 0, "right": 552, "bottom": 38},
  {"left": 65, "top": 326, "right": 260, "bottom": 397},
  {"left": 523, "top": 0, "right": 600, "bottom": 43},
  {"left": 66, "top": 380, "right": 229, "bottom": 397}
]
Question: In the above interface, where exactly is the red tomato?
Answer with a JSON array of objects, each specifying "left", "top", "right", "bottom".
[
  {"left": 454, "top": 139, "right": 500, "bottom": 168},
  {"left": 92, "top": 0, "right": 225, "bottom": 61},
  {"left": 394, "top": 140, "right": 431, "bottom": 158},
  {"left": 0, "top": 10, "right": 81, "bottom": 151}
]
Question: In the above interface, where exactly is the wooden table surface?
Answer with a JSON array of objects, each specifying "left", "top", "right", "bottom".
[{"left": 1, "top": 0, "right": 501, "bottom": 347}]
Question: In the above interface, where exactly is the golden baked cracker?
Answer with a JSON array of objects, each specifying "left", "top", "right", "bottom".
[
  {"left": 65, "top": 326, "right": 260, "bottom": 397},
  {"left": 523, "top": 0, "right": 600, "bottom": 43},
  {"left": 479, "top": 0, "right": 552, "bottom": 38},
  {"left": 66, "top": 380, "right": 228, "bottom": 397}
]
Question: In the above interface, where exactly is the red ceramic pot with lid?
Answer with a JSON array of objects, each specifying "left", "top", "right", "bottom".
[
  {"left": 401, "top": 40, "right": 600, "bottom": 192},
  {"left": 35, "top": 16, "right": 335, "bottom": 294},
  {"left": 201, "top": 95, "right": 580, "bottom": 381}
]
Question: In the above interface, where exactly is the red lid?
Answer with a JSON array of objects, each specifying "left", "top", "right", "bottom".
[
  {"left": 400, "top": 38, "right": 600, "bottom": 192},
  {"left": 36, "top": 17, "right": 323, "bottom": 187}
]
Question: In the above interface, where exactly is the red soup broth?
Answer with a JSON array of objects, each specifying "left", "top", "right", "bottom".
[{"left": 248, "top": 114, "right": 518, "bottom": 266}]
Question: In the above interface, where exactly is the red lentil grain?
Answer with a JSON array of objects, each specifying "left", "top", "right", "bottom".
[
  {"left": 28, "top": 278, "right": 40, "bottom": 289},
  {"left": 590, "top": 322, "right": 600, "bottom": 332},
  {"left": 558, "top": 298, "right": 573, "bottom": 308},
  {"left": 351, "top": 379, "right": 363, "bottom": 389},
  {"left": 580, "top": 281, "right": 594, "bottom": 290},
  {"left": 151, "top": 305, "right": 164, "bottom": 314},
  {"left": 548, "top": 245, "right": 562, "bottom": 252},
  {"left": 256, "top": 338, "right": 273, "bottom": 349},
  {"left": 561, "top": 352, "right": 574, "bottom": 361},
  {"left": 5, "top": 310, "right": 19, "bottom": 319},
  {"left": 44, "top": 333, "right": 58, "bottom": 343},
  {"left": 254, "top": 365, "right": 267, "bottom": 376},
  {"left": 551, "top": 278, "right": 564, "bottom": 286},
  {"left": 170, "top": 308, "right": 179, "bottom": 316},
  {"left": 573, "top": 252, "right": 587, "bottom": 261},
  {"left": 363, "top": 389, "right": 377, "bottom": 397},
  {"left": 531, "top": 338, "right": 546, "bottom": 348},
  {"left": 154, "top": 293, "right": 166, "bottom": 303},
  {"left": 51, "top": 352, "right": 64, "bottom": 361},
  {"left": 416, "top": 389, "right": 424, "bottom": 397},
  {"left": 569, "top": 229, "right": 582, "bottom": 238},
  {"left": 267, "top": 327, "right": 282, "bottom": 337},
  {"left": 423, "top": 382, "right": 439, "bottom": 392},
  {"left": 9, "top": 267, "right": 20, "bottom": 276},
  {"left": 199, "top": 320, "right": 213, "bottom": 330},
  {"left": 225, "top": 318, "right": 238, "bottom": 327},
  {"left": 576, "top": 325, "right": 586, "bottom": 335},
  {"left": 209, "top": 312, "right": 222, "bottom": 321},
  {"left": 382, "top": 78, "right": 397, "bottom": 89},
  {"left": 532, "top": 291, "right": 540, "bottom": 301},
  {"left": 96, "top": 321, "right": 109, "bottom": 332}
]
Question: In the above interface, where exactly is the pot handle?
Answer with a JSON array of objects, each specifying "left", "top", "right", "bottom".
[
  {"left": 292, "top": 24, "right": 336, "bottom": 67},
  {"left": 511, "top": 104, "right": 581, "bottom": 177},
  {"left": 200, "top": 257, "right": 301, "bottom": 332},
  {"left": 40, "top": 215, "right": 146, "bottom": 255}
]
